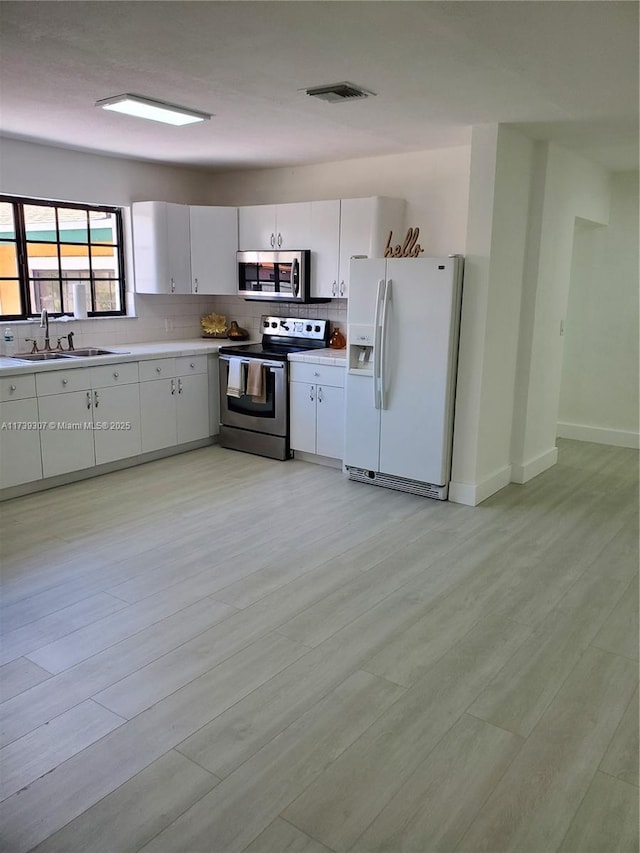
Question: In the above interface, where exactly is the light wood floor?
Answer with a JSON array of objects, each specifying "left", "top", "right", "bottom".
[{"left": 0, "top": 439, "right": 638, "bottom": 853}]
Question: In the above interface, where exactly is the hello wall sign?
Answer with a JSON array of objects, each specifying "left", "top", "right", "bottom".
[{"left": 384, "top": 227, "right": 425, "bottom": 258}]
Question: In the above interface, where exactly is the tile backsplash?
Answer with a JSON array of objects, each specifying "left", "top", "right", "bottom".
[{"left": 3, "top": 294, "right": 348, "bottom": 355}]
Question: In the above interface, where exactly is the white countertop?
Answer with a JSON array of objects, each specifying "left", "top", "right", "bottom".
[
  {"left": 0, "top": 339, "right": 254, "bottom": 376},
  {"left": 0, "top": 340, "right": 346, "bottom": 376},
  {"left": 288, "top": 348, "right": 346, "bottom": 365}
]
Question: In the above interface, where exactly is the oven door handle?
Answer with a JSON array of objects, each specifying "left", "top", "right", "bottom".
[{"left": 219, "top": 355, "right": 285, "bottom": 370}]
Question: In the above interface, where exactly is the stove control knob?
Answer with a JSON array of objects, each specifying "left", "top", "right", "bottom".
[
  {"left": 271, "top": 321, "right": 277, "bottom": 328},
  {"left": 305, "top": 324, "right": 312, "bottom": 332},
  {"left": 263, "top": 320, "right": 269, "bottom": 328},
  {"left": 314, "top": 325, "right": 321, "bottom": 332}
]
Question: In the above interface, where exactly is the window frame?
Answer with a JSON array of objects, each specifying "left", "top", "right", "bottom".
[{"left": 0, "top": 194, "right": 127, "bottom": 320}]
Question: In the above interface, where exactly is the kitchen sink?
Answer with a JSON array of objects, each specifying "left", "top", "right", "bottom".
[
  {"left": 63, "top": 348, "right": 122, "bottom": 357},
  {"left": 10, "top": 347, "right": 125, "bottom": 361},
  {"left": 11, "top": 352, "right": 73, "bottom": 361}
]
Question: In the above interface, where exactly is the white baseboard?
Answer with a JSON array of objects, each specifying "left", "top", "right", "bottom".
[
  {"left": 293, "top": 450, "right": 343, "bottom": 470},
  {"left": 557, "top": 422, "right": 639, "bottom": 450},
  {"left": 510, "top": 446, "right": 558, "bottom": 484},
  {"left": 449, "top": 464, "right": 512, "bottom": 507}
]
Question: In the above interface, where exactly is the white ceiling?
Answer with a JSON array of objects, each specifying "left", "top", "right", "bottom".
[{"left": 0, "top": 1, "right": 637, "bottom": 172}]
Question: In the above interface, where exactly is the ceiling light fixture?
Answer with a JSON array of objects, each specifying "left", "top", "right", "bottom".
[{"left": 95, "top": 94, "right": 211, "bottom": 126}]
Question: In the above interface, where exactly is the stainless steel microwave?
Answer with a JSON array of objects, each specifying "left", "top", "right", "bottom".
[{"left": 237, "top": 249, "right": 326, "bottom": 303}]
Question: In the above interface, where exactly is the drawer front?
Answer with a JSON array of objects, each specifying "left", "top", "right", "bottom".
[
  {"left": 0, "top": 373, "right": 37, "bottom": 402},
  {"left": 175, "top": 354, "right": 208, "bottom": 376},
  {"left": 289, "top": 362, "right": 345, "bottom": 388},
  {"left": 36, "top": 367, "right": 91, "bottom": 396},
  {"left": 139, "top": 358, "right": 177, "bottom": 382},
  {"left": 91, "top": 361, "right": 139, "bottom": 388}
]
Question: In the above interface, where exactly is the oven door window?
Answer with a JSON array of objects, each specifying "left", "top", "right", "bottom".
[{"left": 227, "top": 368, "right": 276, "bottom": 418}]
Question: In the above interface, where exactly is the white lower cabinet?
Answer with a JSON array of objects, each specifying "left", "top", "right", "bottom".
[
  {"left": 1, "top": 352, "right": 214, "bottom": 494},
  {"left": 139, "top": 356, "right": 210, "bottom": 453},
  {"left": 36, "top": 363, "right": 141, "bottom": 479},
  {"left": 37, "top": 390, "right": 97, "bottom": 477},
  {"left": 176, "top": 371, "right": 210, "bottom": 444},
  {"left": 0, "top": 397, "right": 43, "bottom": 489},
  {"left": 289, "top": 361, "right": 345, "bottom": 460},
  {"left": 0, "top": 373, "right": 42, "bottom": 489},
  {"left": 315, "top": 384, "right": 345, "bottom": 459}
]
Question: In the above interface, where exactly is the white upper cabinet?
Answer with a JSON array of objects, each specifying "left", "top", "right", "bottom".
[
  {"left": 132, "top": 201, "right": 238, "bottom": 295},
  {"left": 337, "top": 197, "right": 406, "bottom": 298},
  {"left": 310, "top": 200, "right": 341, "bottom": 299},
  {"left": 308, "top": 197, "right": 406, "bottom": 299},
  {"left": 237, "top": 204, "right": 276, "bottom": 250},
  {"left": 189, "top": 206, "right": 238, "bottom": 295},
  {"left": 238, "top": 202, "right": 311, "bottom": 250},
  {"left": 274, "top": 202, "right": 312, "bottom": 249},
  {"left": 133, "top": 201, "right": 191, "bottom": 294}
]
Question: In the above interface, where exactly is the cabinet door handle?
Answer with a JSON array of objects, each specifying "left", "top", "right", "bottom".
[
  {"left": 193, "top": 278, "right": 198, "bottom": 293},
  {"left": 190, "top": 362, "right": 195, "bottom": 368},
  {"left": 170, "top": 278, "right": 175, "bottom": 293},
  {"left": 94, "top": 390, "right": 99, "bottom": 408},
  {"left": 113, "top": 372, "right": 119, "bottom": 379},
  {"left": 277, "top": 232, "right": 282, "bottom": 248},
  {"left": 178, "top": 378, "right": 183, "bottom": 394},
  {"left": 62, "top": 378, "right": 68, "bottom": 386},
  {"left": 9, "top": 384, "right": 16, "bottom": 392},
  {"left": 332, "top": 281, "right": 337, "bottom": 297},
  {"left": 270, "top": 233, "right": 275, "bottom": 248},
  {"left": 318, "top": 387, "right": 323, "bottom": 403},
  {"left": 86, "top": 391, "right": 92, "bottom": 410},
  {"left": 171, "top": 379, "right": 176, "bottom": 395},
  {"left": 156, "top": 367, "right": 162, "bottom": 374},
  {"left": 339, "top": 280, "right": 345, "bottom": 296},
  {"left": 309, "top": 386, "right": 315, "bottom": 402}
]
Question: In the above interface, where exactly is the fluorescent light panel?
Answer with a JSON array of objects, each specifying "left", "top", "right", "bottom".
[{"left": 96, "top": 94, "right": 211, "bottom": 126}]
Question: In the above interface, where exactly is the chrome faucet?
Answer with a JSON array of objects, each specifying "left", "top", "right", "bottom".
[{"left": 40, "top": 309, "right": 51, "bottom": 351}]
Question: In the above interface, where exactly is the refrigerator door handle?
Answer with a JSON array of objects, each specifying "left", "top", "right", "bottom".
[
  {"left": 373, "top": 278, "right": 386, "bottom": 409},
  {"left": 379, "top": 278, "right": 392, "bottom": 410}
]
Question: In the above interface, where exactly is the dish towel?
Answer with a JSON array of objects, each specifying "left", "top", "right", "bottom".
[
  {"left": 246, "top": 361, "right": 266, "bottom": 403},
  {"left": 226, "top": 358, "right": 244, "bottom": 398}
]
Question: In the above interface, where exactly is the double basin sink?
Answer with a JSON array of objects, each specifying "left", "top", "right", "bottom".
[{"left": 11, "top": 348, "right": 121, "bottom": 362}]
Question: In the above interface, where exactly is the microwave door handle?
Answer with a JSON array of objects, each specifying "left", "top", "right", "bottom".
[{"left": 291, "top": 258, "right": 300, "bottom": 298}]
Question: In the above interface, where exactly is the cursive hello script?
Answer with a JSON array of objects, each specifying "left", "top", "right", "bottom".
[{"left": 384, "top": 227, "right": 425, "bottom": 258}]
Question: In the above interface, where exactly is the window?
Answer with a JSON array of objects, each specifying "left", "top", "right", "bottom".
[{"left": 0, "top": 196, "right": 126, "bottom": 319}]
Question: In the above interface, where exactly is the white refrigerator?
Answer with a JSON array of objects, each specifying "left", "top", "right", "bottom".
[{"left": 344, "top": 256, "right": 463, "bottom": 499}]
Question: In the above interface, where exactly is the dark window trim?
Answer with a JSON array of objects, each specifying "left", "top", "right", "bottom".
[{"left": 0, "top": 194, "right": 127, "bottom": 319}]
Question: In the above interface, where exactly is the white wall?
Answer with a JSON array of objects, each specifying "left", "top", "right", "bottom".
[
  {"left": 0, "top": 138, "right": 227, "bottom": 345},
  {"left": 202, "top": 144, "right": 471, "bottom": 347},
  {"left": 207, "top": 147, "right": 471, "bottom": 256},
  {"left": 1, "top": 139, "right": 470, "bottom": 346},
  {"left": 557, "top": 172, "right": 639, "bottom": 448},
  {"left": 449, "top": 124, "right": 535, "bottom": 505},
  {"left": 0, "top": 138, "right": 213, "bottom": 206},
  {"left": 511, "top": 143, "right": 611, "bottom": 482}
]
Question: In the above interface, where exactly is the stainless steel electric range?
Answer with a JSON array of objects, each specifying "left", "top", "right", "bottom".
[{"left": 218, "top": 315, "right": 329, "bottom": 460}]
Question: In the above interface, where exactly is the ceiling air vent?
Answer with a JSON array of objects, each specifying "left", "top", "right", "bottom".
[{"left": 305, "top": 82, "right": 374, "bottom": 103}]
